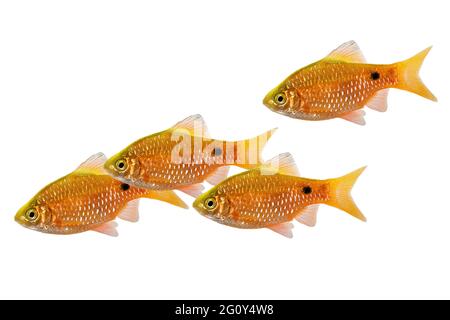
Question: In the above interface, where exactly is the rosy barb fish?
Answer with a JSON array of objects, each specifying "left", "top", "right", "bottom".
[
  {"left": 15, "top": 153, "right": 187, "bottom": 236},
  {"left": 263, "top": 41, "right": 437, "bottom": 125},
  {"left": 104, "top": 114, "right": 276, "bottom": 197},
  {"left": 193, "top": 153, "right": 366, "bottom": 238}
]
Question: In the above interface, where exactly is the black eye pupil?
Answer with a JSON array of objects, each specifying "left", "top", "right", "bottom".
[
  {"left": 302, "top": 186, "right": 312, "bottom": 194},
  {"left": 277, "top": 95, "right": 284, "bottom": 102},
  {"left": 207, "top": 200, "right": 214, "bottom": 207},
  {"left": 118, "top": 162, "right": 124, "bottom": 168},
  {"left": 28, "top": 211, "right": 35, "bottom": 218}
]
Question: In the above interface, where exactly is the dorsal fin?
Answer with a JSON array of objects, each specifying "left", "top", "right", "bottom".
[
  {"left": 172, "top": 114, "right": 210, "bottom": 138},
  {"left": 75, "top": 152, "right": 108, "bottom": 175},
  {"left": 260, "top": 153, "right": 300, "bottom": 176},
  {"left": 324, "top": 41, "right": 366, "bottom": 63}
]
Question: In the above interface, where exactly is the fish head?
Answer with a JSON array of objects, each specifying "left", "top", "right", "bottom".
[
  {"left": 193, "top": 187, "right": 230, "bottom": 223},
  {"left": 104, "top": 149, "right": 138, "bottom": 185},
  {"left": 263, "top": 83, "right": 303, "bottom": 116},
  {"left": 15, "top": 197, "right": 50, "bottom": 233}
]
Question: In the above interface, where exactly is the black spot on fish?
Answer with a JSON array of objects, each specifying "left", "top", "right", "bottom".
[
  {"left": 302, "top": 186, "right": 312, "bottom": 194},
  {"left": 120, "top": 183, "right": 130, "bottom": 191},
  {"left": 371, "top": 72, "right": 380, "bottom": 80}
]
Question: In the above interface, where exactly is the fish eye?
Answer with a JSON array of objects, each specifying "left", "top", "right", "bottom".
[
  {"left": 25, "top": 208, "right": 38, "bottom": 221},
  {"left": 115, "top": 159, "right": 128, "bottom": 172},
  {"left": 274, "top": 93, "right": 287, "bottom": 106},
  {"left": 204, "top": 197, "right": 217, "bottom": 210}
]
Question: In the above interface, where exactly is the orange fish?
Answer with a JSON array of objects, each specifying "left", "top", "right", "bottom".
[
  {"left": 263, "top": 41, "right": 437, "bottom": 125},
  {"left": 193, "top": 153, "right": 366, "bottom": 238},
  {"left": 15, "top": 153, "right": 187, "bottom": 236},
  {"left": 104, "top": 114, "right": 276, "bottom": 197}
]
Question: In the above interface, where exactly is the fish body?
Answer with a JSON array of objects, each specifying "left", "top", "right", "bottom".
[
  {"left": 105, "top": 114, "right": 276, "bottom": 197},
  {"left": 263, "top": 41, "right": 437, "bottom": 125},
  {"left": 15, "top": 153, "right": 187, "bottom": 236},
  {"left": 193, "top": 153, "right": 366, "bottom": 238}
]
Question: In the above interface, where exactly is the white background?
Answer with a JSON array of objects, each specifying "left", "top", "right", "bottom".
[{"left": 0, "top": 0, "right": 448, "bottom": 299}]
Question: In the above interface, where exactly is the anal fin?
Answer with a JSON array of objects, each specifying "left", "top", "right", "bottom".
[
  {"left": 340, "top": 109, "right": 366, "bottom": 125},
  {"left": 118, "top": 199, "right": 139, "bottom": 222},
  {"left": 92, "top": 221, "right": 118, "bottom": 237},
  {"left": 267, "top": 222, "right": 294, "bottom": 238},
  {"left": 295, "top": 205, "right": 319, "bottom": 227},
  {"left": 366, "top": 89, "right": 388, "bottom": 112}
]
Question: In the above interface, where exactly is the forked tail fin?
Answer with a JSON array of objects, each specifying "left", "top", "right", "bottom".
[
  {"left": 396, "top": 47, "right": 437, "bottom": 102},
  {"left": 326, "top": 167, "right": 367, "bottom": 221}
]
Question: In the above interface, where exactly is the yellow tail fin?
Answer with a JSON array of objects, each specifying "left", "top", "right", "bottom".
[
  {"left": 235, "top": 128, "right": 277, "bottom": 169},
  {"left": 327, "top": 167, "right": 366, "bottom": 221},
  {"left": 396, "top": 47, "right": 437, "bottom": 101}
]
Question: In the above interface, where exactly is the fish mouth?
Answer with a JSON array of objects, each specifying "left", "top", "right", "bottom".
[
  {"left": 262, "top": 92, "right": 274, "bottom": 108},
  {"left": 14, "top": 214, "right": 24, "bottom": 224},
  {"left": 14, "top": 209, "right": 29, "bottom": 225},
  {"left": 192, "top": 195, "right": 213, "bottom": 217},
  {"left": 103, "top": 159, "right": 117, "bottom": 176},
  {"left": 263, "top": 89, "right": 278, "bottom": 110},
  {"left": 14, "top": 214, "right": 37, "bottom": 231},
  {"left": 192, "top": 197, "right": 205, "bottom": 214}
]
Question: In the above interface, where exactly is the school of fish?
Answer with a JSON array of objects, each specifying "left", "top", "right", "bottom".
[{"left": 14, "top": 41, "right": 438, "bottom": 237}]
